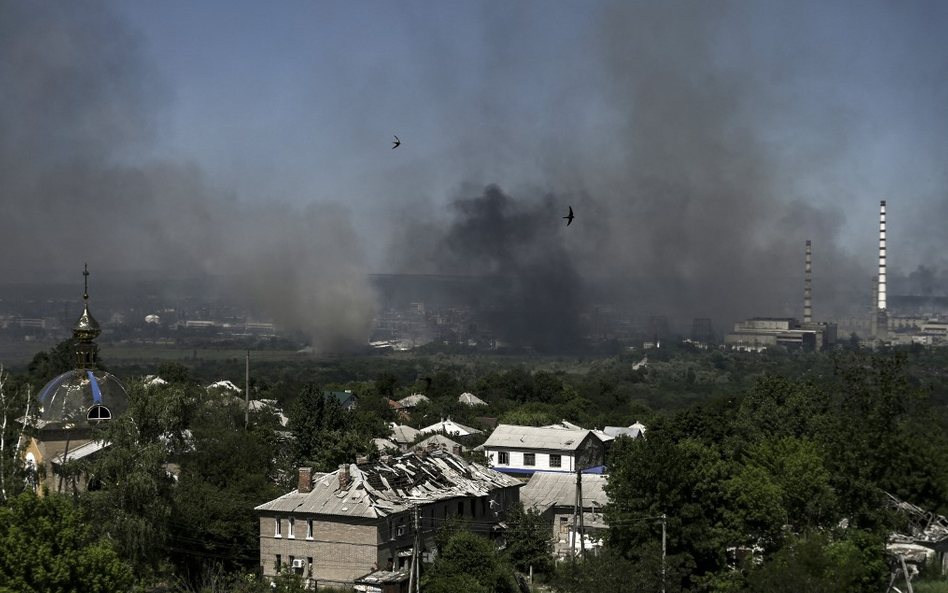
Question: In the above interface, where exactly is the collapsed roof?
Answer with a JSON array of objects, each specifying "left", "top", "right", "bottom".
[{"left": 255, "top": 451, "right": 522, "bottom": 520}]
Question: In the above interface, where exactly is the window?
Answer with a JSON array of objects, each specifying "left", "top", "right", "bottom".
[
  {"left": 396, "top": 525, "right": 407, "bottom": 537},
  {"left": 306, "top": 519, "right": 313, "bottom": 540},
  {"left": 87, "top": 405, "right": 112, "bottom": 422},
  {"left": 524, "top": 453, "right": 536, "bottom": 466},
  {"left": 274, "top": 517, "right": 282, "bottom": 538},
  {"left": 457, "top": 501, "right": 464, "bottom": 516},
  {"left": 275, "top": 554, "right": 282, "bottom": 570},
  {"left": 498, "top": 451, "right": 509, "bottom": 465},
  {"left": 288, "top": 517, "right": 295, "bottom": 539},
  {"left": 550, "top": 454, "right": 562, "bottom": 468}
]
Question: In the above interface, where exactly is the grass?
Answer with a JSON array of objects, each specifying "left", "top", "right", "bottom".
[
  {"left": 915, "top": 581, "right": 948, "bottom": 593},
  {"left": 99, "top": 346, "right": 304, "bottom": 363}
]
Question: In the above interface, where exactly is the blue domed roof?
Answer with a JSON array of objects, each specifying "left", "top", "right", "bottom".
[{"left": 37, "top": 369, "right": 129, "bottom": 429}]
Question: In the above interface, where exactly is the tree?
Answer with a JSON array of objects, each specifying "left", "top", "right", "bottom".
[
  {"left": 169, "top": 408, "right": 284, "bottom": 583},
  {"left": 745, "top": 531, "right": 887, "bottom": 593},
  {"left": 605, "top": 433, "right": 732, "bottom": 589},
  {"left": 25, "top": 338, "right": 76, "bottom": 390},
  {"left": 550, "top": 546, "right": 683, "bottom": 593},
  {"left": 157, "top": 361, "right": 198, "bottom": 385},
  {"left": 422, "top": 530, "right": 517, "bottom": 593},
  {"left": 504, "top": 502, "right": 554, "bottom": 574},
  {"left": 0, "top": 365, "right": 33, "bottom": 503},
  {"left": 288, "top": 383, "right": 325, "bottom": 463},
  {"left": 82, "top": 380, "right": 192, "bottom": 577},
  {"left": 0, "top": 492, "right": 134, "bottom": 593},
  {"left": 288, "top": 383, "right": 371, "bottom": 471}
]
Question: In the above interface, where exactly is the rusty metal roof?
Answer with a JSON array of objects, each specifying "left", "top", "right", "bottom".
[
  {"left": 255, "top": 451, "right": 522, "bottom": 519},
  {"left": 520, "top": 472, "right": 608, "bottom": 513}
]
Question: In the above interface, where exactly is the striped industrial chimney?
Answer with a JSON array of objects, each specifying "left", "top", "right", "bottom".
[
  {"left": 804, "top": 240, "right": 812, "bottom": 324},
  {"left": 878, "top": 201, "right": 886, "bottom": 311},
  {"left": 876, "top": 201, "right": 888, "bottom": 341}
]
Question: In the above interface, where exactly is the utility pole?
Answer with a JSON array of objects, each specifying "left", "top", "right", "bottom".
[
  {"left": 578, "top": 469, "right": 586, "bottom": 561},
  {"left": 570, "top": 466, "right": 580, "bottom": 561},
  {"left": 661, "top": 513, "right": 667, "bottom": 593},
  {"left": 408, "top": 505, "right": 421, "bottom": 593},
  {"left": 244, "top": 350, "right": 250, "bottom": 429},
  {"left": 414, "top": 504, "right": 421, "bottom": 593}
]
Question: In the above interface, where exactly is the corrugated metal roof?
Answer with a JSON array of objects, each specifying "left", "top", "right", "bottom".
[
  {"left": 418, "top": 418, "right": 481, "bottom": 436},
  {"left": 51, "top": 439, "right": 109, "bottom": 464},
  {"left": 458, "top": 392, "right": 487, "bottom": 406},
  {"left": 520, "top": 472, "right": 609, "bottom": 513},
  {"left": 397, "top": 394, "right": 430, "bottom": 407},
  {"left": 482, "top": 424, "right": 592, "bottom": 451},
  {"left": 255, "top": 451, "right": 522, "bottom": 519},
  {"left": 602, "top": 423, "right": 645, "bottom": 439},
  {"left": 416, "top": 433, "right": 464, "bottom": 452},
  {"left": 389, "top": 423, "right": 420, "bottom": 443}
]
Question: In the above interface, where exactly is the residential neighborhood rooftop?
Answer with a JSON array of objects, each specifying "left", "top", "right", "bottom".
[
  {"left": 397, "top": 393, "right": 430, "bottom": 408},
  {"left": 418, "top": 418, "right": 481, "bottom": 437},
  {"left": 458, "top": 392, "right": 487, "bottom": 406},
  {"left": 482, "top": 423, "right": 596, "bottom": 451},
  {"left": 254, "top": 451, "right": 521, "bottom": 520},
  {"left": 520, "top": 472, "right": 609, "bottom": 514}
]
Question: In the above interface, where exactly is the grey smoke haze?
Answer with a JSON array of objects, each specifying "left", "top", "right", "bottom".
[
  {"left": 387, "top": 1, "right": 885, "bottom": 339},
  {"left": 4, "top": 1, "right": 948, "bottom": 352},
  {"left": 0, "top": 1, "right": 376, "bottom": 351}
]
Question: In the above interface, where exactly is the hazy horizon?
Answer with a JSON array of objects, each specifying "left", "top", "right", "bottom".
[{"left": 3, "top": 1, "right": 947, "bottom": 350}]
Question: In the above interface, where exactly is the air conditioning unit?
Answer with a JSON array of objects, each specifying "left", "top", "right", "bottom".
[{"left": 291, "top": 559, "right": 306, "bottom": 569}]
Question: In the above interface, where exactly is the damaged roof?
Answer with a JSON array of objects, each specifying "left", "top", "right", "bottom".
[
  {"left": 255, "top": 451, "right": 522, "bottom": 520},
  {"left": 520, "top": 472, "right": 608, "bottom": 514}
]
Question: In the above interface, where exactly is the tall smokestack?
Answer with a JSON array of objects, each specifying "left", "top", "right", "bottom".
[
  {"left": 871, "top": 276, "right": 878, "bottom": 338},
  {"left": 878, "top": 201, "right": 886, "bottom": 311},
  {"left": 877, "top": 201, "right": 888, "bottom": 341},
  {"left": 804, "top": 240, "right": 812, "bottom": 324}
]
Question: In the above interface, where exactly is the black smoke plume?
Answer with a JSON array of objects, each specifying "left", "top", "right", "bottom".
[{"left": 389, "top": 185, "right": 584, "bottom": 351}]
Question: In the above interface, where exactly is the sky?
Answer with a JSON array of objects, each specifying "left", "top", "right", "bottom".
[{"left": 2, "top": 1, "right": 947, "bottom": 350}]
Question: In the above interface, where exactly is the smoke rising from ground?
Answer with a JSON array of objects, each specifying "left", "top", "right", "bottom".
[
  {"left": 388, "top": 185, "right": 585, "bottom": 350},
  {"left": 387, "top": 1, "right": 870, "bottom": 342},
  {"left": 4, "top": 1, "right": 947, "bottom": 352},
  {"left": 0, "top": 1, "right": 376, "bottom": 351}
]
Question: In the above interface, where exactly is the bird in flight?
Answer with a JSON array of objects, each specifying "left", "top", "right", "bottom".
[
  {"left": 563, "top": 206, "right": 574, "bottom": 226},
  {"left": 392, "top": 135, "right": 400, "bottom": 149}
]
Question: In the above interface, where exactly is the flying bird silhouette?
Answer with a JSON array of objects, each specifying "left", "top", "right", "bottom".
[
  {"left": 392, "top": 135, "right": 400, "bottom": 149},
  {"left": 563, "top": 206, "right": 574, "bottom": 226}
]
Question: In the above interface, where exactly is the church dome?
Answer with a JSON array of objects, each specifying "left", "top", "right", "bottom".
[
  {"left": 33, "top": 264, "right": 128, "bottom": 429},
  {"left": 37, "top": 369, "right": 129, "bottom": 428}
]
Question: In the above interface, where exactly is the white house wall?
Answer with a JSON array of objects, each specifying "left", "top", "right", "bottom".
[{"left": 485, "top": 448, "right": 576, "bottom": 474}]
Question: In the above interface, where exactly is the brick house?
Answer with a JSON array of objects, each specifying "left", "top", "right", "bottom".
[{"left": 254, "top": 450, "right": 522, "bottom": 589}]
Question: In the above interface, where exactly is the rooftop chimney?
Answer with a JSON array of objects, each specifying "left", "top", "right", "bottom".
[
  {"left": 338, "top": 464, "right": 351, "bottom": 490},
  {"left": 298, "top": 467, "right": 313, "bottom": 494},
  {"left": 804, "top": 240, "right": 812, "bottom": 324}
]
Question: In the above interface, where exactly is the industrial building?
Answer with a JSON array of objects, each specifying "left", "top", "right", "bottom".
[{"left": 725, "top": 240, "right": 837, "bottom": 351}]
